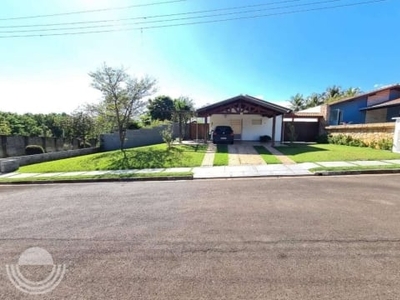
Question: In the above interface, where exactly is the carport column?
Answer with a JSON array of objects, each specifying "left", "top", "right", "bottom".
[
  {"left": 204, "top": 116, "right": 208, "bottom": 142},
  {"left": 271, "top": 114, "right": 276, "bottom": 147}
]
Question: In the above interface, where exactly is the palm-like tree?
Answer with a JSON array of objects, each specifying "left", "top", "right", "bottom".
[
  {"left": 323, "top": 85, "right": 343, "bottom": 103},
  {"left": 305, "top": 93, "right": 324, "bottom": 108},
  {"left": 289, "top": 93, "right": 305, "bottom": 112},
  {"left": 343, "top": 87, "right": 362, "bottom": 98}
]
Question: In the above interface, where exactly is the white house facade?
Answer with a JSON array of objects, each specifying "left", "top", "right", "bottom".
[{"left": 196, "top": 95, "right": 290, "bottom": 144}]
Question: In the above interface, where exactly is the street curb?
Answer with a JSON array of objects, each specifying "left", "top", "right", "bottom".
[
  {"left": 314, "top": 168, "right": 400, "bottom": 176},
  {"left": 0, "top": 175, "right": 193, "bottom": 185},
  {"left": 193, "top": 174, "right": 315, "bottom": 179}
]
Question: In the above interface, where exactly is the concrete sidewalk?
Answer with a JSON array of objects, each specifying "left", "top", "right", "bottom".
[{"left": 1, "top": 159, "right": 400, "bottom": 180}]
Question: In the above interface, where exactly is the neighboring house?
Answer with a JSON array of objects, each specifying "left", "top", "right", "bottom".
[
  {"left": 196, "top": 95, "right": 290, "bottom": 144},
  {"left": 328, "top": 84, "right": 400, "bottom": 125},
  {"left": 283, "top": 105, "right": 326, "bottom": 142}
]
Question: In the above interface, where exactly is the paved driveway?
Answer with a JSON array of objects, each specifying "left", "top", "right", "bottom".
[
  {"left": 228, "top": 143, "right": 266, "bottom": 165},
  {"left": 1, "top": 175, "right": 400, "bottom": 299}
]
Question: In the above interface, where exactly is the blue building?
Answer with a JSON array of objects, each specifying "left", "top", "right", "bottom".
[{"left": 328, "top": 84, "right": 400, "bottom": 125}]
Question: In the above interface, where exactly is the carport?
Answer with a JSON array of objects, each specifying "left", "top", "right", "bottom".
[{"left": 196, "top": 95, "right": 291, "bottom": 146}]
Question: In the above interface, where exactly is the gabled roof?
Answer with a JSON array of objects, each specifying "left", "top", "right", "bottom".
[
  {"left": 196, "top": 95, "right": 291, "bottom": 117},
  {"left": 359, "top": 98, "right": 400, "bottom": 111},
  {"left": 329, "top": 84, "right": 400, "bottom": 106}
]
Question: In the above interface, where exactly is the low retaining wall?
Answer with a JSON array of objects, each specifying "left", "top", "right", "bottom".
[
  {"left": 16, "top": 147, "right": 100, "bottom": 166},
  {"left": 325, "top": 122, "right": 395, "bottom": 144},
  {"left": 0, "top": 147, "right": 100, "bottom": 173}
]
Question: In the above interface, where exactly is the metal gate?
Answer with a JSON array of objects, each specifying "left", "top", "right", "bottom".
[{"left": 284, "top": 121, "right": 319, "bottom": 142}]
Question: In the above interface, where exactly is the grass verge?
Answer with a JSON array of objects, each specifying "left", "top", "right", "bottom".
[
  {"left": 0, "top": 172, "right": 193, "bottom": 183},
  {"left": 19, "top": 144, "right": 207, "bottom": 173},
  {"left": 213, "top": 144, "right": 229, "bottom": 166},
  {"left": 276, "top": 144, "right": 400, "bottom": 163},
  {"left": 253, "top": 146, "right": 281, "bottom": 164}
]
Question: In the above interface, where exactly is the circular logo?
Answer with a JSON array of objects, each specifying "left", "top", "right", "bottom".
[{"left": 6, "top": 247, "right": 66, "bottom": 295}]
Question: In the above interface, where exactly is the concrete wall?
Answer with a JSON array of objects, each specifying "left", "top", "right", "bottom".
[
  {"left": 0, "top": 136, "right": 96, "bottom": 158},
  {"left": 100, "top": 124, "right": 179, "bottom": 151},
  {"left": 210, "top": 114, "right": 283, "bottom": 142},
  {"left": 326, "top": 122, "right": 395, "bottom": 144}
]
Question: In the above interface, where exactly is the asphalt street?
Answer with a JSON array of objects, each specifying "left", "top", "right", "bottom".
[{"left": 1, "top": 175, "right": 400, "bottom": 299}]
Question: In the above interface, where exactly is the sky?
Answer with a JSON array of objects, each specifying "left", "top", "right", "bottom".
[{"left": 0, "top": 0, "right": 399, "bottom": 114}]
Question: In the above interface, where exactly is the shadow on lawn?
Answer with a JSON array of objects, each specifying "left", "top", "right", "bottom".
[
  {"left": 276, "top": 144, "right": 328, "bottom": 156},
  {"left": 108, "top": 147, "right": 184, "bottom": 169}
]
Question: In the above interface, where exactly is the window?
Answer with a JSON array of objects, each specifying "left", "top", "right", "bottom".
[{"left": 251, "top": 119, "right": 262, "bottom": 125}]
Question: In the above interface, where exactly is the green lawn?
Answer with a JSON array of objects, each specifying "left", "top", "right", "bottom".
[
  {"left": 213, "top": 144, "right": 229, "bottom": 166},
  {"left": 19, "top": 144, "right": 207, "bottom": 173},
  {"left": 276, "top": 144, "right": 400, "bottom": 163},
  {"left": 253, "top": 146, "right": 281, "bottom": 164}
]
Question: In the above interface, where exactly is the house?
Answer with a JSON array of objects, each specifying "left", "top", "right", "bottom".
[
  {"left": 283, "top": 105, "right": 326, "bottom": 142},
  {"left": 196, "top": 95, "right": 291, "bottom": 144},
  {"left": 328, "top": 84, "right": 400, "bottom": 125}
]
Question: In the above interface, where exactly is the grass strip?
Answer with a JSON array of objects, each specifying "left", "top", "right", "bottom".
[
  {"left": 253, "top": 146, "right": 281, "bottom": 164},
  {"left": 213, "top": 144, "right": 229, "bottom": 166},
  {"left": 276, "top": 144, "right": 400, "bottom": 163},
  {"left": 0, "top": 172, "right": 193, "bottom": 183}
]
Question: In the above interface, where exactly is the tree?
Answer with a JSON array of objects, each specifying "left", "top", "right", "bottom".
[
  {"left": 323, "top": 85, "right": 343, "bottom": 103},
  {"left": 89, "top": 63, "right": 157, "bottom": 152},
  {"left": 289, "top": 93, "right": 305, "bottom": 112},
  {"left": 173, "top": 96, "right": 194, "bottom": 142},
  {"left": 71, "top": 108, "right": 95, "bottom": 147},
  {"left": 343, "top": 87, "right": 362, "bottom": 98},
  {"left": 305, "top": 93, "right": 324, "bottom": 108},
  {"left": 0, "top": 117, "right": 11, "bottom": 135},
  {"left": 148, "top": 95, "right": 175, "bottom": 121}
]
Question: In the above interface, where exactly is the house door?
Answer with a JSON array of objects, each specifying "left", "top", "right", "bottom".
[{"left": 230, "top": 119, "right": 242, "bottom": 140}]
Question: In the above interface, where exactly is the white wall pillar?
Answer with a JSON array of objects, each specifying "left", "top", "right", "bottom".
[{"left": 392, "top": 117, "right": 400, "bottom": 153}]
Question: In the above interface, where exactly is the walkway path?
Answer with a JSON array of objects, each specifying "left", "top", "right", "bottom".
[
  {"left": 228, "top": 144, "right": 266, "bottom": 166},
  {"left": 200, "top": 143, "right": 216, "bottom": 167},
  {"left": 263, "top": 144, "right": 296, "bottom": 165}
]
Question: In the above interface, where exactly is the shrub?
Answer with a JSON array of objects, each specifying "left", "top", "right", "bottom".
[
  {"left": 161, "top": 123, "right": 174, "bottom": 150},
  {"left": 286, "top": 123, "right": 298, "bottom": 144},
  {"left": 369, "top": 140, "right": 377, "bottom": 149},
  {"left": 328, "top": 134, "right": 392, "bottom": 151},
  {"left": 316, "top": 134, "right": 329, "bottom": 144},
  {"left": 377, "top": 138, "right": 393, "bottom": 151},
  {"left": 25, "top": 145, "right": 45, "bottom": 155},
  {"left": 127, "top": 120, "right": 142, "bottom": 130},
  {"left": 259, "top": 135, "right": 271, "bottom": 143},
  {"left": 79, "top": 141, "right": 92, "bottom": 149}
]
